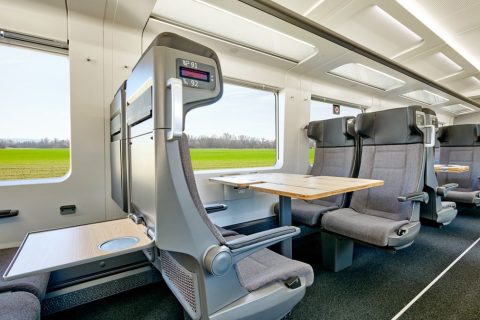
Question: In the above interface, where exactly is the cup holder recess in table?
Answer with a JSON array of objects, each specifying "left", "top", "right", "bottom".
[{"left": 99, "top": 236, "right": 140, "bottom": 251}]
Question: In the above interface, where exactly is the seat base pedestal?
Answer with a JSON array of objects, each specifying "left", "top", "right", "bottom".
[{"left": 321, "top": 232, "right": 353, "bottom": 272}]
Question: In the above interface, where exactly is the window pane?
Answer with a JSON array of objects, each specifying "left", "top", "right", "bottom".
[
  {"left": 185, "top": 83, "right": 276, "bottom": 170},
  {"left": 309, "top": 100, "right": 362, "bottom": 163},
  {"left": 0, "top": 44, "right": 70, "bottom": 181}
]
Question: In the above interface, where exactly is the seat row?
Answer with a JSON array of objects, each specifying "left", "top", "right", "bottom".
[{"left": 276, "top": 106, "right": 473, "bottom": 271}]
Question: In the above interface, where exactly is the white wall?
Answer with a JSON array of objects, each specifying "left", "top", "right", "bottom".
[
  {"left": 0, "top": 0, "right": 155, "bottom": 248},
  {"left": 453, "top": 112, "right": 480, "bottom": 125}
]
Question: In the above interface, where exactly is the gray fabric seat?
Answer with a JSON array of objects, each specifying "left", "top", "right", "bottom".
[
  {"left": 274, "top": 117, "right": 358, "bottom": 226},
  {"left": 226, "top": 235, "right": 314, "bottom": 292},
  {"left": 180, "top": 133, "right": 314, "bottom": 292},
  {"left": 322, "top": 208, "right": 409, "bottom": 247},
  {"left": 0, "top": 248, "right": 49, "bottom": 300},
  {"left": 437, "top": 124, "right": 480, "bottom": 206},
  {"left": 322, "top": 106, "right": 425, "bottom": 248},
  {"left": 275, "top": 199, "right": 337, "bottom": 226},
  {"left": 0, "top": 291, "right": 40, "bottom": 320}
]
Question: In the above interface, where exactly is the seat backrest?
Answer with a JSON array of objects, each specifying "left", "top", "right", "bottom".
[
  {"left": 307, "top": 116, "right": 358, "bottom": 207},
  {"left": 437, "top": 124, "right": 480, "bottom": 191},
  {"left": 350, "top": 106, "right": 425, "bottom": 221}
]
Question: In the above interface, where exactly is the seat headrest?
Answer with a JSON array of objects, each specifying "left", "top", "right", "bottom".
[
  {"left": 307, "top": 117, "right": 356, "bottom": 147},
  {"left": 437, "top": 124, "right": 480, "bottom": 146},
  {"left": 355, "top": 106, "right": 424, "bottom": 146}
]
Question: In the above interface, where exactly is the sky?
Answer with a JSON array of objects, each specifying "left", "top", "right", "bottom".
[
  {"left": 185, "top": 84, "right": 362, "bottom": 139},
  {"left": 185, "top": 83, "right": 276, "bottom": 139},
  {"left": 0, "top": 44, "right": 70, "bottom": 140},
  {"left": 0, "top": 45, "right": 360, "bottom": 141}
]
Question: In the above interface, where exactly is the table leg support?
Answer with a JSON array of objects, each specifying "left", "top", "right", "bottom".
[{"left": 278, "top": 195, "right": 292, "bottom": 258}]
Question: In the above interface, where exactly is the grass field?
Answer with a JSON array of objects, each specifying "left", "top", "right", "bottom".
[
  {"left": 190, "top": 148, "right": 315, "bottom": 170},
  {"left": 0, "top": 148, "right": 70, "bottom": 180},
  {"left": 0, "top": 148, "right": 313, "bottom": 180}
]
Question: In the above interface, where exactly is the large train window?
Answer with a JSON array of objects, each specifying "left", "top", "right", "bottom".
[
  {"left": 185, "top": 81, "right": 277, "bottom": 171},
  {"left": 309, "top": 98, "right": 363, "bottom": 164},
  {"left": 0, "top": 44, "right": 70, "bottom": 182}
]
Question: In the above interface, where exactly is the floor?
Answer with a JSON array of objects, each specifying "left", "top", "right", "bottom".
[{"left": 46, "top": 208, "right": 480, "bottom": 320}]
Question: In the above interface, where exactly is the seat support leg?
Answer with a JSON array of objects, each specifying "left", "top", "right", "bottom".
[{"left": 321, "top": 232, "right": 353, "bottom": 272}]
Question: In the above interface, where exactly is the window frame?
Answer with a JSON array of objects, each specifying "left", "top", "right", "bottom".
[
  {"left": 0, "top": 40, "right": 71, "bottom": 187},
  {"left": 188, "top": 77, "right": 281, "bottom": 174}
]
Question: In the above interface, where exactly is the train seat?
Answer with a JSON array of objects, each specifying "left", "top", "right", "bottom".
[
  {"left": 321, "top": 106, "right": 428, "bottom": 270},
  {"left": 274, "top": 117, "right": 359, "bottom": 226},
  {"left": 158, "top": 133, "right": 314, "bottom": 319},
  {"left": 0, "top": 248, "right": 50, "bottom": 320},
  {"left": 436, "top": 124, "right": 480, "bottom": 206},
  {"left": 0, "top": 291, "right": 40, "bottom": 320},
  {"left": 0, "top": 248, "right": 49, "bottom": 300}
]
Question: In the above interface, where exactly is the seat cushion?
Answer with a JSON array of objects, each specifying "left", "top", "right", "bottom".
[
  {"left": 226, "top": 235, "right": 314, "bottom": 292},
  {"left": 0, "top": 291, "right": 40, "bottom": 320},
  {"left": 275, "top": 199, "right": 337, "bottom": 226},
  {"left": 0, "top": 248, "right": 49, "bottom": 299},
  {"left": 443, "top": 190, "right": 480, "bottom": 204},
  {"left": 321, "top": 208, "right": 409, "bottom": 247}
]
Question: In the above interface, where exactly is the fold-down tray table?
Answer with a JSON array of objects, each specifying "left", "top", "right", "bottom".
[{"left": 3, "top": 218, "right": 154, "bottom": 281}]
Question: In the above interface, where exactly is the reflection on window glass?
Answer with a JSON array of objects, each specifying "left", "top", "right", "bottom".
[
  {"left": 0, "top": 44, "right": 70, "bottom": 181},
  {"left": 309, "top": 100, "right": 362, "bottom": 163},
  {"left": 185, "top": 83, "right": 277, "bottom": 170}
]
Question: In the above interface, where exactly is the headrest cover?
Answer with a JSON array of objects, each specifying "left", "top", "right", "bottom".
[
  {"left": 355, "top": 106, "right": 424, "bottom": 145},
  {"left": 437, "top": 124, "right": 480, "bottom": 146},
  {"left": 307, "top": 117, "right": 356, "bottom": 147}
]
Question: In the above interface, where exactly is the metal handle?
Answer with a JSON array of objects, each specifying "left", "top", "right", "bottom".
[
  {"left": 424, "top": 125, "right": 436, "bottom": 147},
  {"left": 0, "top": 210, "right": 19, "bottom": 219},
  {"left": 166, "top": 78, "right": 183, "bottom": 140}
]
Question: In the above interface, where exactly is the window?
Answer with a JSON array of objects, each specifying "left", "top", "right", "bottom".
[
  {"left": 0, "top": 44, "right": 70, "bottom": 182},
  {"left": 309, "top": 99, "right": 363, "bottom": 163},
  {"left": 185, "top": 82, "right": 277, "bottom": 171}
]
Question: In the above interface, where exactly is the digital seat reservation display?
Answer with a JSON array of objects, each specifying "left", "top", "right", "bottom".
[{"left": 179, "top": 67, "right": 210, "bottom": 82}]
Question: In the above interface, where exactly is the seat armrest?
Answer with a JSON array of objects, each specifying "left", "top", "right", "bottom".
[
  {"left": 397, "top": 192, "right": 429, "bottom": 203},
  {"left": 204, "top": 203, "right": 228, "bottom": 214},
  {"left": 203, "top": 226, "right": 300, "bottom": 276},
  {"left": 436, "top": 183, "right": 458, "bottom": 197},
  {"left": 227, "top": 226, "right": 300, "bottom": 262}
]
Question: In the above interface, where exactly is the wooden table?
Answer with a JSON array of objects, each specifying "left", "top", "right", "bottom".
[
  {"left": 434, "top": 164, "right": 470, "bottom": 173},
  {"left": 210, "top": 173, "right": 383, "bottom": 257},
  {"left": 4, "top": 218, "right": 154, "bottom": 280}
]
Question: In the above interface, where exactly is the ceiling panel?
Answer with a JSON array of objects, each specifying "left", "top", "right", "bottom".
[
  {"left": 443, "top": 76, "right": 480, "bottom": 95},
  {"left": 333, "top": 5, "right": 423, "bottom": 58},
  {"left": 404, "top": 52, "right": 463, "bottom": 81}
]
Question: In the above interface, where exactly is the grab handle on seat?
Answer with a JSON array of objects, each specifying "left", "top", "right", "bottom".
[
  {"left": 425, "top": 125, "right": 436, "bottom": 147},
  {"left": 166, "top": 78, "right": 183, "bottom": 141}
]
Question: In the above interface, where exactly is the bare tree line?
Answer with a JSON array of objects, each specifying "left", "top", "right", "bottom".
[
  {"left": 0, "top": 138, "right": 70, "bottom": 149},
  {"left": 188, "top": 133, "right": 275, "bottom": 149}
]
